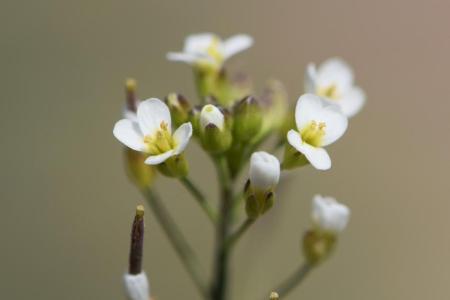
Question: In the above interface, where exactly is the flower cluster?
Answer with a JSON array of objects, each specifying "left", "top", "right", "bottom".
[{"left": 114, "top": 33, "right": 365, "bottom": 300}]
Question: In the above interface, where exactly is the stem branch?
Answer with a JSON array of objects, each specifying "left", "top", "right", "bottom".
[
  {"left": 271, "top": 263, "right": 312, "bottom": 298},
  {"left": 141, "top": 187, "right": 208, "bottom": 299},
  {"left": 180, "top": 177, "right": 217, "bottom": 224}
]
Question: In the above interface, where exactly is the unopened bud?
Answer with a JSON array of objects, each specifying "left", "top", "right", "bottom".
[
  {"left": 199, "top": 105, "right": 232, "bottom": 153},
  {"left": 125, "top": 148, "right": 156, "bottom": 188},
  {"left": 245, "top": 152, "right": 280, "bottom": 219},
  {"left": 165, "top": 93, "right": 191, "bottom": 127},
  {"left": 232, "top": 96, "right": 263, "bottom": 142},
  {"left": 259, "top": 80, "right": 289, "bottom": 135}
]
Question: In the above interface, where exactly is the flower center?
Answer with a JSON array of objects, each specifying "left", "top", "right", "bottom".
[
  {"left": 143, "top": 121, "right": 176, "bottom": 155},
  {"left": 300, "top": 120, "right": 326, "bottom": 147},
  {"left": 206, "top": 37, "right": 224, "bottom": 65},
  {"left": 317, "top": 84, "right": 340, "bottom": 100}
]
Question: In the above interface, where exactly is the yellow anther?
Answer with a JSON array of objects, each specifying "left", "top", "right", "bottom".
[
  {"left": 300, "top": 120, "right": 327, "bottom": 147},
  {"left": 318, "top": 122, "right": 326, "bottom": 130}
]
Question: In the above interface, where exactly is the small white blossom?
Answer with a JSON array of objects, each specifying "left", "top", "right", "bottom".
[
  {"left": 113, "top": 98, "right": 193, "bottom": 165},
  {"left": 287, "top": 94, "right": 347, "bottom": 170},
  {"left": 249, "top": 151, "right": 280, "bottom": 190},
  {"left": 200, "top": 104, "right": 224, "bottom": 130},
  {"left": 123, "top": 272, "right": 150, "bottom": 300},
  {"left": 305, "top": 58, "right": 366, "bottom": 117},
  {"left": 312, "top": 195, "right": 350, "bottom": 233},
  {"left": 167, "top": 33, "right": 253, "bottom": 69}
]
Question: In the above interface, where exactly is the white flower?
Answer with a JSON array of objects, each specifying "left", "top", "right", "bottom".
[
  {"left": 305, "top": 58, "right": 366, "bottom": 117},
  {"left": 113, "top": 98, "right": 193, "bottom": 165},
  {"left": 249, "top": 151, "right": 280, "bottom": 190},
  {"left": 287, "top": 94, "right": 348, "bottom": 170},
  {"left": 200, "top": 104, "right": 224, "bottom": 130},
  {"left": 167, "top": 33, "right": 253, "bottom": 69},
  {"left": 123, "top": 272, "right": 150, "bottom": 300},
  {"left": 312, "top": 195, "right": 350, "bottom": 233}
]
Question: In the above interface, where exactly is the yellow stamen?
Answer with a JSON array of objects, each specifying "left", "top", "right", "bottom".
[
  {"left": 143, "top": 121, "right": 176, "bottom": 155},
  {"left": 300, "top": 120, "right": 326, "bottom": 147},
  {"left": 317, "top": 84, "right": 340, "bottom": 100}
]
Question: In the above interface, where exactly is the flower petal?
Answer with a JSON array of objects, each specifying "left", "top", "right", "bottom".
[
  {"left": 184, "top": 33, "right": 217, "bottom": 54},
  {"left": 144, "top": 150, "right": 175, "bottom": 165},
  {"left": 319, "top": 104, "right": 348, "bottom": 146},
  {"left": 222, "top": 34, "right": 253, "bottom": 59},
  {"left": 338, "top": 86, "right": 366, "bottom": 118},
  {"left": 137, "top": 98, "right": 171, "bottom": 136},
  {"left": 317, "top": 58, "right": 354, "bottom": 93},
  {"left": 166, "top": 52, "right": 201, "bottom": 64},
  {"left": 304, "top": 63, "right": 317, "bottom": 93},
  {"left": 172, "top": 122, "right": 193, "bottom": 155},
  {"left": 294, "top": 94, "right": 324, "bottom": 130},
  {"left": 113, "top": 119, "right": 145, "bottom": 152},
  {"left": 287, "top": 130, "right": 331, "bottom": 170}
]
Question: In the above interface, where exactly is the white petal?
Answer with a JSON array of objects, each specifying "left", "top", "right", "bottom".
[
  {"left": 222, "top": 34, "right": 253, "bottom": 59},
  {"left": 123, "top": 108, "right": 138, "bottom": 122},
  {"left": 200, "top": 104, "right": 224, "bottom": 130},
  {"left": 166, "top": 52, "right": 201, "bottom": 64},
  {"left": 123, "top": 272, "right": 150, "bottom": 300},
  {"left": 144, "top": 150, "right": 175, "bottom": 165},
  {"left": 184, "top": 33, "right": 217, "bottom": 54},
  {"left": 137, "top": 98, "right": 171, "bottom": 136},
  {"left": 317, "top": 57, "right": 354, "bottom": 93},
  {"left": 287, "top": 130, "right": 331, "bottom": 170},
  {"left": 294, "top": 94, "right": 348, "bottom": 147},
  {"left": 173, "top": 122, "right": 193, "bottom": 155},
  {"left": 249, "top": 151, "right": 280, "bottom": 189},
  {"left": 319, "top": 104, "right": 348, "bottom": 146},
  {"left": 294, "top": 94, "right": 325, "bottom": 130},
  {"left": 304, "top": 63, "right": 317, "bottom": 93},
  {"left": 113, "top": 119, "right": 145, "bottom": 152},
  {"left": 338, "top": 86, "right": 366, "bottom": 118}
]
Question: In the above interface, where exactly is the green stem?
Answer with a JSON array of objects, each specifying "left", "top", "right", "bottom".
[
  {"left": 180, "top": 177, "right": 217, "bottom": 224},
  {"left": 141, "top": 187, "right": 208, "bottom": 299},
  {"left": 226, "top": 218, "right": 255, "bottom": 249},
  {"left": 271, "top": 263, "right": 312, "bottom": 298},
  {"left": 210, "top": 156, "right": 234, "bottom": 300}
]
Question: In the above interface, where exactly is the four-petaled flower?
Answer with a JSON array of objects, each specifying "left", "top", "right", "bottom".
[
  {"left": 287, "top": 94, "right": 348, "bottom": 170},
  {"left": 167, "top": 33, "right": 253, "bottom": 70},
  {"left": 113, "top": 98, "right": 193, "bottom": 165},
  {"left": 312, "top": 195, "right": 350, "bottom": 233},
  {"left": 305, "top": 58, "right": 366, "bottom": 117}
]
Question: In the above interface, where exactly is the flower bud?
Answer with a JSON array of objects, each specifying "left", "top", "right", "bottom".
[
  {"left": 259, "top": 80, "right": 289, "bottom": 136},
  {"left": 164, "top": 93, "right": 191, "bottom": 127},
  {"left": 232, "top": 96, "right": 263, "bottom": 142},
  {"left": 312, "top": 195, "right": 350, "bottom": 233},
  {"left": 124, "top": 148, "right": 156, "bottom": 189},
  {"left": 199, "top": 104, "right": 232, "bottom": 153},
  {"left": 245, "top": 152, "right": 280, "bottom": 219},
  {"left": 302, "top": 195, "right": 350, "bottom": 265},
  {"left": 156, "top": 154, "right": 189, "bottom": 178}
]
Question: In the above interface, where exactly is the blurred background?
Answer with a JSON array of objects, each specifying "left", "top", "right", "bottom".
[{"left": 1, "top": 0, "right": 449, "bottom": 299}]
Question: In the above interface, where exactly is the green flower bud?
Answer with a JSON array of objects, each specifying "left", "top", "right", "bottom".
[
  {"left": 302, "top": 230, "right": 336, "bottom": 266},
  {"left": 244, "top": 180, "right": 275, "bottom": 219},
  {"left": 164, "top": 93, "right": 191, "bottom": 127},
  {"left": 259, "top": 80, "right": 289, "bottom": 136},
  {"left": 156, "top": 154, "right": 188, "bottom": 178},
  {"left": 232, "top": 96, "right": 263, "bottom": 142},
  {"left": 199, "top": 104, "right": 232, "bottom": 153},
  {"left": 124, "top": 148, "right": 157, "bottom": 188}
]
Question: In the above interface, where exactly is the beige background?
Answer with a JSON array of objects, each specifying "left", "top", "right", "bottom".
[{"left": 1, "top": 0, "right": 449, "bottom": 299}]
